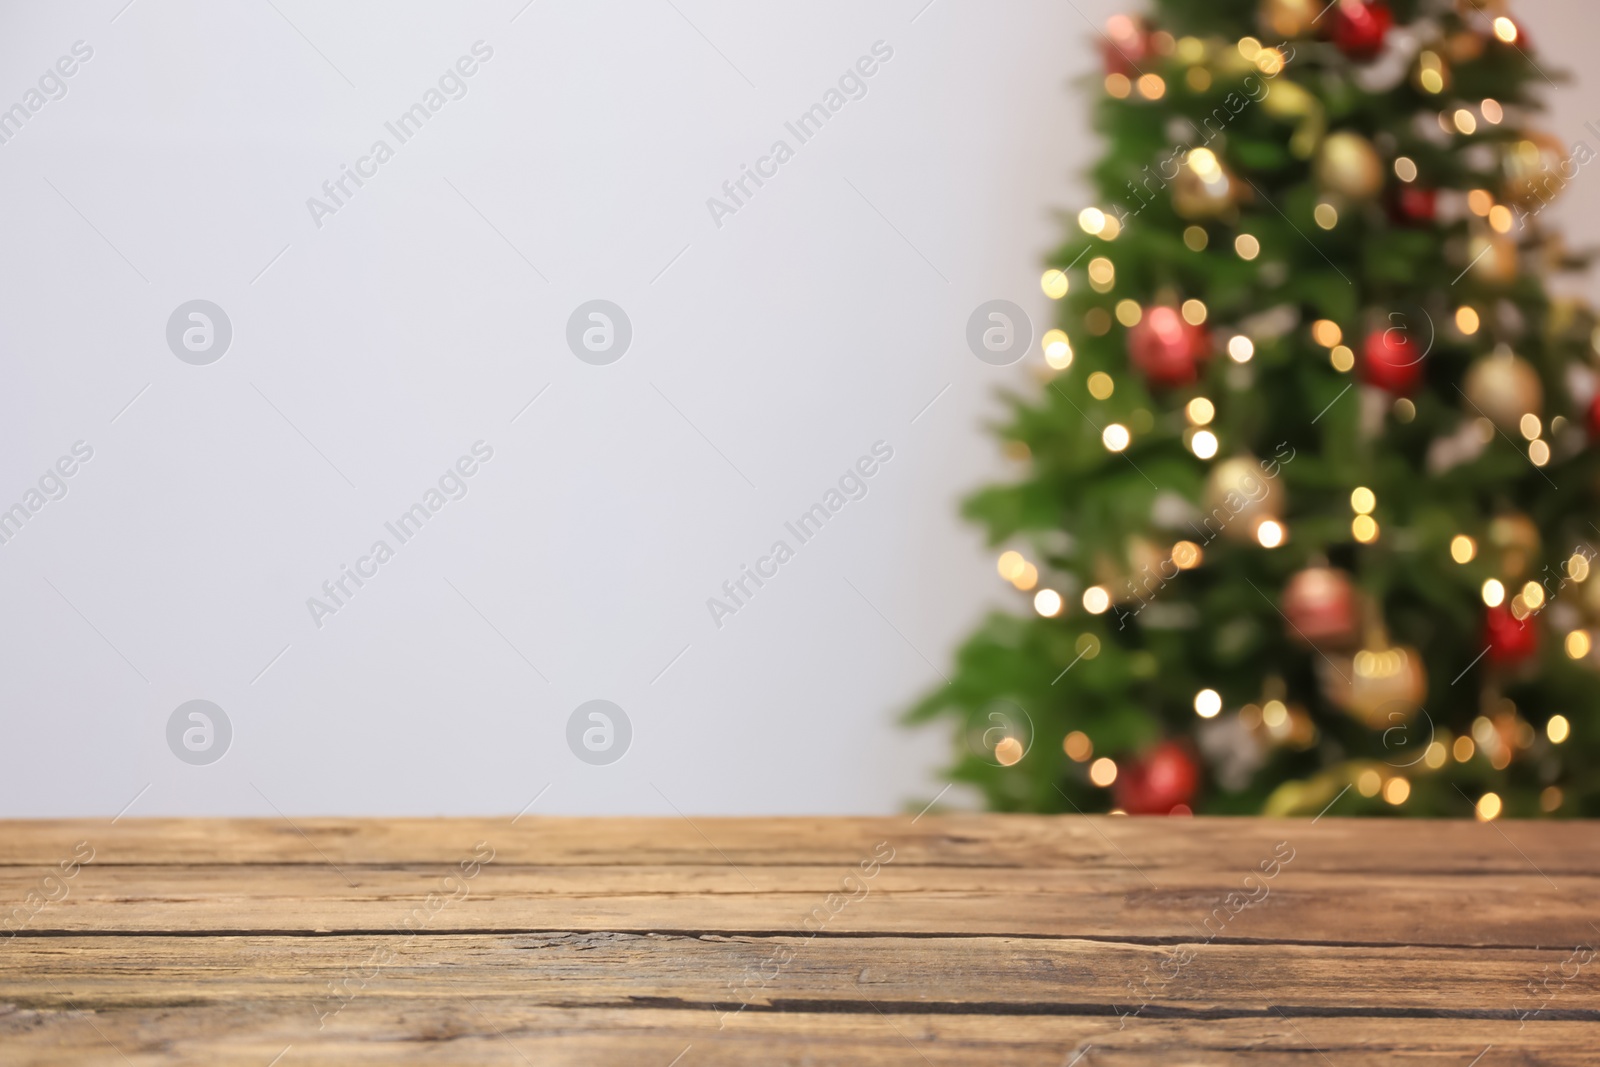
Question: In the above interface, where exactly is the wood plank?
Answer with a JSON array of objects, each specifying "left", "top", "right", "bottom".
[
  {"left": 3, "top": 862, "right": 1593, "bottom": 947},
  {"left": 2, "top": 816, "right": 1592, "bottom": 876},
  {"left": 1, "top": 1003, "right": 1594, "bottom": 1067},
  {"left": 1, "top": 933, "right": 1592, "bottom": 1019}
]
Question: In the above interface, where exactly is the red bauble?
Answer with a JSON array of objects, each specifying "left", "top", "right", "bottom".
[
  {"left": 1327, "top": 0, "right": 1393, "bottom": 61},
  {"left": 1587, "top": 392, "right": 1600, "bottom": 439},
  {"left": 1390, "top": 186, "right": 1437, "bottom": 225},
  {"left": 1114, "top": 741, "right": 1200, "bottom": 815},
  {"left": 1483, "top": 604, "right": 1539, "bottom": 665},
  {"left": 1361, "top": 326, "right": 1424, "bottom": 394},
  {"left": 1101, "top": 14, "right": 1151, "bottom": 77},
  {"left": 1282, "top": 566, "right": 1359, "bottom": 647},
  {"left": 1128, "top": 306, "right": 1210, "bottom": 387}
]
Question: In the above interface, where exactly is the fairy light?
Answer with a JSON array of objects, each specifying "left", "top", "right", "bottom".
[
  {"left": 1172, "top": 541, "right": 1202, "bottom": 569},
  {"left": 1312, "top": 320, "right": 1342, "bottom": 347},
  {"left": 1254, "top": 47, "right": 1284, "bottom": 76},
  {"left": 1099, "top": 214, "right": 1121, "bottom": 240},
  {"left": 1088, "top": 372, "right": 1115, "bottom": 399},
  {"left": 1493, "top": 16, "right": 1517, "bottom": 43},
  {"left": 1350, "top": 487, "right": 1376, "bottom": 515},
  {"left": 1189, "top": 430, "right": 1219, "bottom": 459},
  {"left": 1186, "top": 398, "right": 1215, "bottom": 425},
  {"left": 1548, "top": 714, "right": 1571, "bottom": 743},
  {"left": 1042, "top": 329, "right": 1073, "bottom": 370},
  {"left": 1186, "top": 67, "right": 1212, "bottom": 92},
  {"left": 1034, "top": 589, "right": 1064, "bottom": 617},
  {"left": 1013, "top": 563, "right": 1038, "bottom": 591},
  {"left": 1451, "top": 535, "right": 1477, "bottom": 564},
  {"left": 1331, "top": 345, "right": 1355, "bottom": 372},
  {"left": 1256, "top": 520, "right": 1285, "bottom": 548},
  {"left": 1079, "top": 208, "right": 1107, "bottom": 235},
  {"left": 1489, "top": 205, "right": 1514, "bottom": 233},
  {"left": 1228, "top": 336, "right": 1254, "bottom": 363},
  {"left": 1454, "top": 109, "right": 1477, "bottom": 135},
  {"left": 1416, "top": 52, "right": 1446, "bottom": 95},
  {"left": 1086, "top": 309, "right": 1111, "bottom": 335},
  {"left": 1089, "top": 757, "right": 1118, "bottom": 787},
  {"left": 1482, "top": 98, "right": 1504, "bottom": 124},
  {"left": 1394, "top": 398, "right": 1416, "bottom": 423},
  {"left": 1467, "top": 190, "right": 1493, "bottom": 216},
  {"left": 1262, "top": 700, "right": 1287, "bottom": 729},
  {"left": 1523, "top": 581, "right": 1546, "bottom": 611},
  {"left": 1542, "top": 786, "right": 1563, "bottom": 812},
  {"left": 1193, "top": 688, "right": 1222, "bottom": 718},
  {"left": 1475, "top": 792, "right": 1503, "bottom": 821},
  {"left": 1189, "top": 147, "right": 1222, "bottom": 179},
  {"left": 1352, "top": 515, "right": 1378, "bottom": 543},
  {"left": 1456, "top": 307, "right": 1480, "bottom": 335},
  {"left": 1569, "top": 553, "right": 1591, "bottom": 582},
  {"left": 1088, "top": 257, "right": 1116, "bottom": 292},
  {"left": 1530, "top": 440, "right": 1551, "bottom": 467},
  {"left": 1181, "top": 299, "right": 1207, "bottom": 325},
  {"left": 1453, "top": 735, "right": 1475, "bottom": 762},
  {"left": 1064, "top": 731, "right": 1093, "bottom": 761},
  {"left": 997, "top": 551, "right": 1025, "bottom": 582},
  {"left": 1424, "top": 741, "right": 1447, "bottom": 769},
  {"left": 995, "top": 737, "right": 1024, "bottom": 765},
  {"left": 1184, "top": 226, "right": 1209, "bottom": 251},
  {"left": 1384, "top": 777, "right": 1411, "bottom": 805},
  {"left": 1082, "top": 586, "right": 1111, "bottom": 614},
  {"left": 1105, "top": 73, "right": 1132, "bottom": 99},
  {"left": 1115, "top": 300, "right": 1142, "bottom": 327},
  {"left": 1394, "top": 157, "right": 1418, "bottom": 182},
  {"left": 1137, "top": 73, "right": 1166, "bottom": 100},
  {"left": 1314, "top": 203, "right": 1339, "bottom": 229},
  {"left": 1103, "top": 423, "right": 1131, "bottom": 452},
  {"left": 1041, "top": 269, "right": 1069, "bottom": 299},
  {"left": 1482, "top": 579, "right": 1505, "bottom": 607},
  {"left": 1235, "top": 234, "right": 1261, "bottom": 261},
  {"left": 1565, "top": 632, "right": 1590, "bottom": 660},
  {"left": 1357, "top": 769, "right": 1382, "bottom": 797}
]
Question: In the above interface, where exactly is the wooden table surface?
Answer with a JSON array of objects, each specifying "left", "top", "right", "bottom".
[{"left": 2, "top": 816, "right": 1598, "bottom": 1065}]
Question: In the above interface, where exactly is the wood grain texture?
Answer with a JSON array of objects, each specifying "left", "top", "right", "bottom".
[{"left": 1, "top": 816, "right": 1596, "bottom": 1065}]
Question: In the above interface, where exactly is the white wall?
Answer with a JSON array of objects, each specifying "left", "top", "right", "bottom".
[{"left": 1, "top": 0, "right": 1593, "bottom": 816}]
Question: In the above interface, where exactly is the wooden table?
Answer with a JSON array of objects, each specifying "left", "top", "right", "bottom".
[{"left": 2, "top": 816, "right": 1597, "bottom": 1064}]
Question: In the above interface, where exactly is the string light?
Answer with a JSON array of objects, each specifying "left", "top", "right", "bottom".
[
  {"left": 1082, "top": 586, "right": 1111, "bottom": 614},
  {"left": 1523, "top": 581, "right": 1545, "bottom": 611},
  {"left": 1569, "top": 553, "right": 1591, "bottom": 582},
  {"left": 1034, "top": 589, "right": 1064, "bottom": 617},
  {"left": 1489, "top": 205, "right": 1513, "bottom": 233},
  {"left": 1482, "top": 579, "right": 1505, "bottom": 607},
  {"left": 1194, "top": 689, "right": 1222, "bottom": 718},
  {"left": 1228, "top": 336, "right": 1254, "bottom": 363},
  {"left": 1331, "top": 346, "right": 1355, "bottom": 372},
  {"left": 1088, "top": 372, "right": 1115, "bottom": 399},
  {"left": 1256, "top": 520, "right": 1285, "bottom": 548},
  {"left": 1416, "top": 52, "right": 1446, "bottom": 94},
  {"left": 1357, "top": 769, "right": 1382, "bottom": 797},
  {"left": 1235, "top": 234, "right": 1261, "bottom": 260},
  {"left": 1013, "top": 563, "right": 1038, "bottom": 591},
  {"left": 1105, "top": 73, "right": 1132, "bottom": 98},
  {"left": 1079, "top": 208, "right": 1107, "bottom": 235},
  {"left": 1450, "top": 535, "right": 1476, "bottom": 564},
  {"left": 1262, "top": 700, "right": 1287, "bottom": 729},
  {"left": 1314, "top": 203, "right": 1338, "bottom": 229},
  {"left": 1089, "top": 257, "right": 1116, "bottom": 292},
  {"left": 1186, "top": 398, "right": 1215, "bottom": 425},
  {"left": 1482, "top": 98, "right": 1504, "bottom": 124},
  {"left": 1089, "top": 757, "right": 1118, "bottom": 787},
  {"left": 1530, "top": 440, "right": 1551, "bottom": 467},
  {"left": 1467, "top": 190, "right": 1493, "bottom": 216},
  {"left": 1394, "top": 398, "right": 1416, "bottom": 423},
  {"left": 1136, "top": 73, "right": 1166, "bottom": 100},
  {"left": 1453, "top": 109, "right": 1477, "bottom": 135},
  {"left": 1456, "top": 307, "right": 1480, "bottom": 334},
  {"left": 1384, "top": 777, "right": 1411, "bottom": 805},
  {"left": 1352, "top": 515, "right": 1378, "bottom": 543},
  {"left": 1181, "top": 299, "right": 1207, "bottom": 325},
  {"left": 995, "top": 737, "right": 1023, "bottom": 765},
  {"left": 1424, "top": 741, "right": 1447, "bottom": 769},
  {"left": 1493, "top": 16, "right": 1517, "bottom": 43},
  {"left": 1189, "top": 429, "right": 1218, "bottom": 459},
  {"left": 1350, "top": 487, "right": 1376, "bottom": 515},
  {"left": 1103, "top": 424, "right": 1131, "bottom": 452},
  {"left": 1186, "top": 67, "right": 1212, "bottom": 92},
  {"left": 1453, "top": 735, "right": 1475, "bottom": 762},
  {"left": 1475, "top": 792, "right": 1503, "bottom": 821},
  {"left": 1542, "top": 786, "right": 1563, "bottom": 812},
  {"left": 1041, "top": 269, "right": 1069, "bottom": 299},
  {"left": 1548, "top": 714, "right": 1571, "bottom": 743},
  {"left": 1115, "top": 300, "right": 1142, "bottom": 327},
  {"left": 997, "top": 551, "right": 1025, "bottom": 581},
  {"left": 1042, "top": 329, "right": 1073, "bottom": 369},
  {"left": 1394, "top": 157, "right": 1418, "bottom": 182},
  {"left": 1184, "top": 226, "right": 1209, "bottom": 251}
]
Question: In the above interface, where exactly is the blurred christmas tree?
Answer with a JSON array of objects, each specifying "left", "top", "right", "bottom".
[{"left": 909, "top": 0, "right": 1600, "bottom": 818}]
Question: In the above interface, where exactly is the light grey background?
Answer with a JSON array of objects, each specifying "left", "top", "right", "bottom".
[{"left": 2, "top": 0, "right": 1595, "bottom": 816}]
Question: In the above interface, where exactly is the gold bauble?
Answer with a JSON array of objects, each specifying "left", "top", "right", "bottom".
[
  {"left": 1320, "top": 643, "right": 1428, "bottom": 730},
  {"left": 1463, "top": 351, "right": 1542, "bottom": 431},
  {"left": 1172, "top": 160, "right": 1244, "bottom": 220},
  {"left": 1260, "top": 79, "right": 1318, "bottom": 122},
  {"left": 1203, "top": 455, "right": 1285, "bottom": 542},
  {"left": 1314, "top": 132, "right": 1385, "bottom": 200},
  {"left": 1259, "top": 0, "right": 1319, "bottom": 38},
  {"left": 1488, "top": 512, "right": 1541, "bottom": 582},
  {"left": 1504, "top": 134, "right": 1570, "bottom": 211},
  {"left": 1466, "top": 234, "right": 1519, "bottom": 287}
]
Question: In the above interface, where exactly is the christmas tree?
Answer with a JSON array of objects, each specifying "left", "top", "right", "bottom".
[{"left": 909, "top": 0, "right": 1600, "bottom": 818}]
